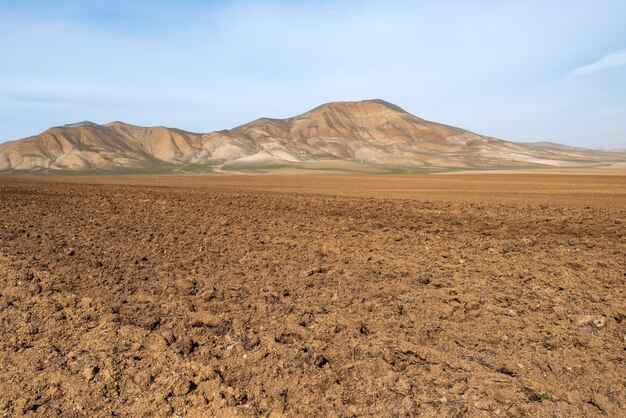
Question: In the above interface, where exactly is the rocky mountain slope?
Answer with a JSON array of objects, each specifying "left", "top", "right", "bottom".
[{"left": 1, "top": 100, "right": 624, "bottom": 172}]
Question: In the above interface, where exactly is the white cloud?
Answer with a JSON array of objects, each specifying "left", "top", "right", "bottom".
[{"left": 572, "top": 49, "right": 626, "bottom": 75}]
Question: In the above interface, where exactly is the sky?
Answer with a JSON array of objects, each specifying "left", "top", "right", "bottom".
[{"left": 1, "top": 0, "right": 625, "bottom": 147}]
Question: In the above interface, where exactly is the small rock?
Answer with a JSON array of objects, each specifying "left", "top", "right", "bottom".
[
  {"left": 474, "top": 398, "right": 491, "bottom": 410},
  {"left": 137, "top": 316, "right": 160, "bottom": 330},
  {"left": 101, "top": 368, "right": 114, "bottom": 381},
  {"left": 175, "top": 335, "right": 195, "bottom": 355},
  {"left": 575, "top": 314, "right": 606, "bottom": 329},
  {"left": 78, "top": 297, "right": 92, "bottom": 309},
  {"left": 449, "top": 383, "right": 467, "bottom": 395},
  {"left": 134, "top": 371, "right": 153, "bottom": 389},
  {"left": 200, "top": 288, "right": 216, "bottom": 302},
  {"left": 415, "top": 273, "right": 431, "bottom": 285},
  {"left": 464, "top": 300, "right": 481, "bottom": 311},
  {"left": 161, "top": 330, "right": 176, "bottom": 345},
  {"left": 592, "top": 316, "right": 606, "bottom": 328},
  {"left": 396, "top": 378, "right": 411, "bottom": 394},
  {"left": 171, "top": 379, "right": 193, "bottom": 396},
  {"left": 304, "top": 267, "right": 327, "bottom": 277},
  {"left": 190, "top": 311, "right": 221, "bottom": 328},
  {"left": 346, "top": 405, "right": 359, "bottom": 415},
  {"left": 382, "top": 372, "right": 399, "bottom": 387},
  {"left": 82, "top": 366, "right": 99, "bottom": 381}
]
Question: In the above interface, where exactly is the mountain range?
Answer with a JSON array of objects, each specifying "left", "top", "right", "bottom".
[{"left": 1, "top": 99, "right": 624, "bottom": 173}]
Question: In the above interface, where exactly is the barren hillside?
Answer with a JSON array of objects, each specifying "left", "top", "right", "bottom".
[{"left": 1, "top": 100, "right": 624, "bottom": 173}]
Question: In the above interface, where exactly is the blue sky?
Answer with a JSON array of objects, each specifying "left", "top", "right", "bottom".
[{"left": 1, "top": 0, "right": 625, "bottom": 147}]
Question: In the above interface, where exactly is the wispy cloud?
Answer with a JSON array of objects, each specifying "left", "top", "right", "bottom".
[
  {"left": 0, "top": 95, "right": 75, "bottom": 110},
  {"left": 571, "top": 49, "right": 626, "bottom": 75}
]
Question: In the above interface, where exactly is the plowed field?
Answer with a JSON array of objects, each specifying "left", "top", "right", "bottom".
[{"left": 0, "top": 174, "right": 624, "bottom": 417}]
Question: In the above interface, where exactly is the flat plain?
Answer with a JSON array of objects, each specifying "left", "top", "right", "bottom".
[{"left": 0, "top": 172, "right": 625, "bottom": 416}]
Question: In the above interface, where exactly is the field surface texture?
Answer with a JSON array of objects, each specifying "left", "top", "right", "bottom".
[{"left": 0, "top": 174, "right": 625, "bottom": 417}]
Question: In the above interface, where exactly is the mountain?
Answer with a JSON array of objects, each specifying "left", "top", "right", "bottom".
[
  {"left": 0, "top": 121, "right": 205, "bottom": 171},
  {"left": 598, "top": 142, "right": 626, "bottom": 151},
  {"left": 521, "top": 141, "right": 589, "bottom": 151},
  {"left": 1, "top": 99, "right": 625, "bottom": 173}
]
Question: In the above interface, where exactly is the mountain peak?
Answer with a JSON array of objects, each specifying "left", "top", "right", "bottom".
[
  {"left": 104, "top": 121, "right": 141, "bottom": 128},
  {"left": 304, "top": 99, "right": 408, "bottom": 117},
  {"left": 62, "top": 121, "right": 100, "bottom": 128}
]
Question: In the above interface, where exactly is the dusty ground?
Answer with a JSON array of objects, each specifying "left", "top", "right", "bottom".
[{"left": 0, "top": 173, "right": 624, "bottom": 417}]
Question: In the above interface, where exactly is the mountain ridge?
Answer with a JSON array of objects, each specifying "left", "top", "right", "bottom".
[{"left": 1, "top": 99, "right": 625, "bottom": 173}]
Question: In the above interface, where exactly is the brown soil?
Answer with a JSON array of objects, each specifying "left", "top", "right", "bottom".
[{"left": 0, "top": 174, "right": 624, "bottom": 417}]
